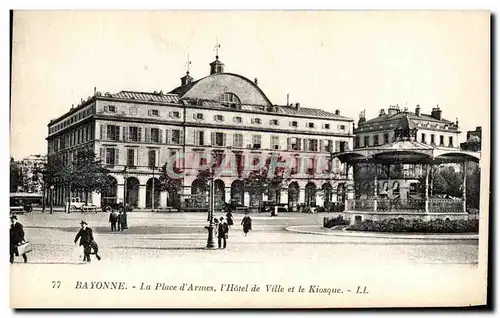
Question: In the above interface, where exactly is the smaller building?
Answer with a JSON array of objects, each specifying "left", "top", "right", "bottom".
[
  {"left": 460, "top": 126, "right": 482, "bottom": 152},
  {"left": 16, "top": 154, "right": 46, "bottom": 194}
]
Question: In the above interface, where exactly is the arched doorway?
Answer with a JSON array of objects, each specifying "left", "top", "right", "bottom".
[
  {"left": 231, "top": 180, "right": 245, "bottom": 206},
  {"left": 101, "top": 176, "right": 117, "bottom": 208},
  {"left": 305, "top": 182, "right": 317, "bottom": 207},
  {"left": 288, "top": 182, "right": 299, "bottom": 211},
  {"left": 268, "top": 181, "right": 281, "bottom": 204},
  {"left": 191, "top": 179, "right": 208, "bottom": 209},
  {"left": 322, "top": 183, "right": 333, "bottom": 208},
  {"left": 126, "top": 177, "right": 139, "bottom": 207},
  {"left": 146, "top": 178, "right": 161, "bottom": 209},
  {"left": 214, "top": 179, "right": 226, "bottom": 210}
]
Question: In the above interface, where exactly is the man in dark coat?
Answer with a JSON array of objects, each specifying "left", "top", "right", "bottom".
[
  {"left": 217, "top": 217, "right": 229, "bottom": 249},
  {"left": 74, "top": 221, "right": 101, "bottom": 263},
  {"left": 118, "top": 211, "right": 127, "bottom": 231},
  {"left": 109, "top": 211, "right": 118, "bottom": 231},
  {"left": 10, "top": 215, "right": 27, "bottom": 264}
]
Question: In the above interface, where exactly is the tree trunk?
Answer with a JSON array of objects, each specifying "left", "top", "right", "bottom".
[
  {"left": 42, "top": 185, "right": 46, "bottom": 213},
  {"left": 85, "top": 191, "right": 89, "bottom": 205}
]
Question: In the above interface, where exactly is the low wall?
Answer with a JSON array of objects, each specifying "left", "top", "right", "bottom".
[{"left": 344, "top": 211, "right": 469, "bottom": 225}]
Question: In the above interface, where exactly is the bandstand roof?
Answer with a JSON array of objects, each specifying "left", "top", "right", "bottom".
[{"left": 334, "top": 140, "right": 481, "bottom": 164}]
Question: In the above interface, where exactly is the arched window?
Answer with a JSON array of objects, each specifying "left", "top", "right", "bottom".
[{"left": 219, "top": 92, "right": 241, "bottom": 108}]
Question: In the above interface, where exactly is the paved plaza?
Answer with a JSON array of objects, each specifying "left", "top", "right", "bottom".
[{"left": 11, "top": 211, "right": 478, "bottom": 266}]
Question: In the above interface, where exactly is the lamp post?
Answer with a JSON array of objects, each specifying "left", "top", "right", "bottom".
[
  {"left": 122, "top": 167, "right": 128, "bottom": 214},
  {"left": 151, "top": 165, "right": 155, "bottom": 211},
  {"left": 206, "top": 153, "right": 216, "bottom": 249},
  {"left": 49, "top": 185, "right": 54, "bottom": 214}
]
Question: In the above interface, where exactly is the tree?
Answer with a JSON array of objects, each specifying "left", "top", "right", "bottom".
[
  {"left": 158, "top": 163, "right": 183, "bottom": 208},
  {"left": 242, "top": 166, "right": 287, "bottom": 208},
  {"left": 10, "top": 158, "right": 22, "bottom": 192},
  {"left": 72, "top": 149, "right": 112, "bottom": 204}
]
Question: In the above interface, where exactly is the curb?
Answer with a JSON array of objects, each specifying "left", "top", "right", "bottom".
[{"left": 285, "top": 225, "right": 479, "bottom": 240}]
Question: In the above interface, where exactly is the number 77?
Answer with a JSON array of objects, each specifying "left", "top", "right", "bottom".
[{"left": 52, "top": 281, "right": 61, "bottom": 288}]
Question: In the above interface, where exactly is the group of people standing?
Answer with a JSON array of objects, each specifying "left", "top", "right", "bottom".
[
  {"left": 212, "top": 211, "right": 253, "bottom": 249},
  {"left": 108, "top": 210, "right": 128, "bottom": 231}
]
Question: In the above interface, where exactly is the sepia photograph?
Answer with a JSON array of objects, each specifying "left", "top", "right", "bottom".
[{"left": 8, "top": 10, "right": 490, "bottom": 308}]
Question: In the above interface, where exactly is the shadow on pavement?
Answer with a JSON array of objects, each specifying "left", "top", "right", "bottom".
[{"left": 115, "top": 246, "right": 208, "bottom": 251}]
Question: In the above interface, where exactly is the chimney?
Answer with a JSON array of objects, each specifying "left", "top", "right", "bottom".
[
  {"left": 379, "top": 109, "right": 386, "bottom": 117},
  {"left": 254, "top": 77, "right": 258, "bottom": 85},
  {"left": 295, "top": 102, "right": 300, "bottom": 110},
  {"left": 415, "top": 105, "right": 421, "bottom": 116},
  {"left": 286, "top": 94, "right": 289, "bottom": 106},
  {"left": 335, "top": 109, "right": 340, "bottom": 116},
  {"left": 387, "top": 105, "right": 400, "bottom": 116},
  {"left": 431, "top": 105, "right": 442, "bottom": 120}
]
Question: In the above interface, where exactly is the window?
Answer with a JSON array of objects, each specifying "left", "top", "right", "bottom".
[
  {"left": 421, "top": 133, "right": 426, "bottom": 143},
  {"left": 105, "top": 148, "right": 116, "bottom": 165},
  {"left": 105, "top": 105, "right": 116, "bottom": 113},
  {"left": 170, "top": 111, "right": 180, "bottom": 118},
  {"left": 149, "top": 109, "right": 160, "bottom": 117},
  {"left": 271, "top": 136, "right": 280, "bottom": 150},
  {"left": 214, "top": 132, "right": 225, "bottom": 147},
  {"left": 339, "top": 141, "right": 346, "bottom": 152},
  {"left": 289, "top": 137, "right": 301, "bottom": 151},
  {"left": 214, "top": 115, "right": 224, "bottom": 122},
  {"left": 252, "top": 135, "right": 261, "bottom": 149},
  {"left": 384, "top": 133, "right": 389, "bottom": 144},
  {"left": 354, "top": 136, "right": 360, "bottom": 148},
  {"left": 107, "top": 125, "right": 120, "bottom": 141},
  {"left": 127, "top": 149, "right": 135, "bottom": 167},
  {"left": 195, "top": 131, "right": 205, "bottom": 146},
  {"left": 128, "top": 127, "right": 139, "bottom": 142},
  {"left": 449, "top": 136, "right": 453, "bottom": 147},
  {"left": 339, "top": 125, "right": 345, "bottom": 130},
  {"left": 233, "top": 133, "right": 243, "bottom": 148},
  {"left": 151, "top": 128, "right": 160, "bottom": 143},
  {"left": 324, "top": 124, "right": 330, "bottom": 129},
  {"left": 252, "top": 118, "right": 261, "bottom": 124},
  {"left": 171, "top": 129, "right": 181, "bottom": 144},
  {"left": 270, "top": 119, "right": 279, "bottom": 126},
  {"left": 439, "top": 135, "right": 444, "bottom": 146},
  {"left": 290, "top": 121, "right": 298, "bottom": 127},
  {"left": 129, "top": 107, "right": 138, "bottom": 115},
  {"left": 219, "top": 92, "right": 241, "bottom": 106},
  {"left": 195, "top": 113, "right": 204, "bottom": 120},
  {"left": 233, "top": 116, "right": 242, "bottom": 123},
  {"left": 308, "top": 139, "right": 318, "bottom": 152},
  {"left": 364, "top": 136, "right": 370, "bottom": 147},
  {"left": 323, "top": 140, "right": 333, "bottom": 152},
  {"left": 308, "top": 122, "right": 315, "bottom": 128},
  {"left": 148, "top": 150, "right": 157, "bottom": 168},
  {"left": 431, "top": 135, "right": 435, "bottom": 145},
  {"left": 373, "top": 135, "right": 379, "bottom": 146}
]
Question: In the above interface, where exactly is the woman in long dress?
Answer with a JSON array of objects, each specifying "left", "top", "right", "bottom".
[{"left": 241, "top": 212, "right": 252, "bottom": 236}]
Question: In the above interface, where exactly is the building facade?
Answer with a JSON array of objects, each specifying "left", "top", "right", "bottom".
[
  {"left": 16, "top": 154, "right": 46, "bottom": 194},
  {"left": 460, "top": 126, "right": 482, "bottom": 152},
  {"left": 46, "top": 55, "right": 354, "bottom": 210}
]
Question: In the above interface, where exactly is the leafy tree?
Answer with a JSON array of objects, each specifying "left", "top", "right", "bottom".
[
  {"left": 72, "top": 149, "right": 112, "bottom": 204},
  {"left": 158, "top": 163, "right": 183, "bottom": 208},
  {"left": 10, "top": 158, "right": 22, "bottom": 192}
]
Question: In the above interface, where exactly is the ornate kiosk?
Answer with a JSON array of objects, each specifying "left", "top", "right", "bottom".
[{"left": 334, "top": 116, "right": 480, "bottom": 225}]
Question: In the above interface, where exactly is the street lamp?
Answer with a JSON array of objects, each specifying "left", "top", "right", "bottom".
[
  {"left": 205, "top": 153, "right": 216, "bottom": 249},
  {"left": 151, "top": 165, "right": 156, "bottom": 211},
  {"left": 49, "top": 185, "right": 54, "bottom": 214},
  {"left": 122, "top": 167, "right": 128, "bottom": 214}
]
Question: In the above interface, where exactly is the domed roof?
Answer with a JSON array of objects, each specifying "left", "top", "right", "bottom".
[{"left": 169, "top": 72, "right": 273, "bottom": 106}]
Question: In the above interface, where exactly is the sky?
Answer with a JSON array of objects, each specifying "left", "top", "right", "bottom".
[{"left": 9, "top": 10, "right": 490, "bottom": 160}]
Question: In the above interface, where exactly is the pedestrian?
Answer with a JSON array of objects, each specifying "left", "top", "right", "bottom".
[
  {"left": 109, "top": 210, "right": 118, "bottom": 231},
  {"left": 241, "top": 212, "right": 252, "bottom": 236},
  {"left": 217, "top": 217, "right": 229, "bottom": 249},
  {"left": 74, "top": 221, "right": 101, "bottom": 263},
  {"left": 10, "top": 215, "right": 27, "bottom": 264},
  {"left": 226, "top": 211, "right": 234, "bottom": 227},
  {"left": 118, "top": 211, "right": 128, "bottom": 231}
]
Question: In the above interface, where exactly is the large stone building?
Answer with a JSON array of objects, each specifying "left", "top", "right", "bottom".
[{"left": 46, "top": 55, "right": 354, "bottom": 210}]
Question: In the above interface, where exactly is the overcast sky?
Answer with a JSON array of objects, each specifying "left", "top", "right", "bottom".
[{"left": 10, "top": 10, "right": 490, "bottom": 160}]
